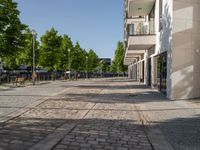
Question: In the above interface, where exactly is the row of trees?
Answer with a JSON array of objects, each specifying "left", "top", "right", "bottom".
[{"left": 0, "top": 0, "right": 127, "bottom": 75}]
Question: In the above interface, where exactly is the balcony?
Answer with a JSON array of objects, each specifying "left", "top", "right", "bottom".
[
  {"left": 127, "top": 21, "right": 156, "bottom": 50},
  {"left": 127, "top": 0, "right": 155, "bottom": 18}
]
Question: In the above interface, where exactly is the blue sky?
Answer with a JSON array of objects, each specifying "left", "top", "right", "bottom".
[{"left": 14, "top": 0, "right": 124, "bottom": 59}]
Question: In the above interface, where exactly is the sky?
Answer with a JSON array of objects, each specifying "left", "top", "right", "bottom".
[{"left": 14, "top": 0, "right": 124, "bottom": 59}]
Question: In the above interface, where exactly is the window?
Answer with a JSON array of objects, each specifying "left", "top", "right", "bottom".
[{"left": 128, "top": 24, "right": 134, "bottom": 36}]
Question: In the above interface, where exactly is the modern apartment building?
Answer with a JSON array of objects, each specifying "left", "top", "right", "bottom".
[{"left": 124, "top": 0, "right": 200, "bottom": 100}]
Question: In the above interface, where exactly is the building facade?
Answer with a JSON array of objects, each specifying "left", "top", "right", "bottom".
[
  {"left": 124, "top": 0, "right": 200, "bottom": 100},
  {"left": 99, "top": 58, "right": 112, "bottom": 66}
]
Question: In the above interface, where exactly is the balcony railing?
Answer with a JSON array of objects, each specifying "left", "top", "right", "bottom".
[{"left": 127, "top": 21, "right": 155, "bottom": 36}]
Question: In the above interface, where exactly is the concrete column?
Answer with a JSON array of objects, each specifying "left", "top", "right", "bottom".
[
  {"left": 151, "top": 56, "right": 156, "bottom": 88},
  {"left": 138, "top": 62, "right": 141, "bottom": 81},
  {"left": 144, "top": 50, "right": 149, "bottom": 85},
  {"left": 131, "top": 65, "right": 133, "bottom": 79},
  {"left": 133, "top": 64, "right": 137, "bottom": 80},
  {"left": 132, "top": 64, "right": 134, "bottom": 80},
  {"left": 128, "top": 65, "right": 131, "bottom": 78}
]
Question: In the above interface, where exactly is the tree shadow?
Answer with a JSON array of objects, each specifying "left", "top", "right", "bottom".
[
  {"left": 56, "top": 90, "right": 167, "bottom": 104},
  {"left": 0, "top": 88, "right": 15, "bottom": 92},
  {"left": 0, "top": 115, "right": 200, "bottom": 150},
  {"left": 73, "top": 84, "right": 148, "bottom": 90},
  {"left": 0, "top": 117, "right": 151, "bottom": 150}
]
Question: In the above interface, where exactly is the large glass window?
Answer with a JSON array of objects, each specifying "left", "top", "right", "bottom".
[{"left": 157, "top": 52, "right": 167, "bottom": 95}]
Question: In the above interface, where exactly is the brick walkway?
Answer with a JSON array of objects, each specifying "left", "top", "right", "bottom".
[{"left": 0, "top": 79, "right": 153, "bottom": 150}]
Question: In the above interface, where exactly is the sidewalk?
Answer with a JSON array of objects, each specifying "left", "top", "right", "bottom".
[
  {"left": 128, "top": 82, "right": 200, "bottom": 150},
  {"left": 0, "top": 78, "right": 199, "bottom": 150},
  {"left": 0, "top": 78, "right": 153, "bottom": 150},
  {"left": 0, "top": 80, "right": 81, "bottom": 123}
]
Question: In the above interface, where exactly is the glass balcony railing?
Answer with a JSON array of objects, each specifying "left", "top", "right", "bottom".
[{"left": 127, "top": 21, "right": 155, "bottom": 36}]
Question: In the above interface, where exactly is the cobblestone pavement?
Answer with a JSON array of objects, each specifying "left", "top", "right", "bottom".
[
  {"left": 0, "top": 81, "right": 82, "bottom": 122},
  {"left": 2, "top": 78, "right": 199, "bottom": 150},
  {"left": 0, "top": 79, "right": 153, "bottom": 150}
]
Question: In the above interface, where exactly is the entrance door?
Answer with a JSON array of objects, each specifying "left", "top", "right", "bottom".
[{"left": 157, "top": 52, "right": 167, "bottom": 95}]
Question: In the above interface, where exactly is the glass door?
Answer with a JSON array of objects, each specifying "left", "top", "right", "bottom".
[{"left": 157, "top": 52, "right": 167, "bottom": 95}]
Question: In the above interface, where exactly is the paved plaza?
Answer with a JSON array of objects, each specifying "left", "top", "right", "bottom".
[{"left": 0, "top": 78, "right": 200, "bottom": 150}]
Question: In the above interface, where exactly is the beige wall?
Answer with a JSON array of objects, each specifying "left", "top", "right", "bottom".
[
  {"left": 158, "top": 0, "right": 173, "bottom": 99},
  {"left": 171, "top": 0, "right": 200, "bottom": 99}
]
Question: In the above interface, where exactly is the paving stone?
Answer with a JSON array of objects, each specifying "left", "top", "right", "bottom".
[
  {"left": 116, "top": 147, "right": 128, "bottom": 150},
  {"left": 0, "top": 79, "right": 154, "bottom": 150}
]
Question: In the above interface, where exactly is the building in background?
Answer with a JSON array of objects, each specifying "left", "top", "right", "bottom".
[
  {"left": 99, "top": 58, "right": 112, "bottom": 66},
  {"left": 124, "top": 0, "right": 200, "bottom": 100}
]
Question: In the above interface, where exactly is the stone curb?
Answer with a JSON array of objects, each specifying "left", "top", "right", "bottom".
[{"left": 29, "top": 123, "right": 75, "bottom": 150}]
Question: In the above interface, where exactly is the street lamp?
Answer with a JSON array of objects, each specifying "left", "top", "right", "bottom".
[
  {"left": 118, "top": 63, "right": 120, "bottom": 78},
  {"left": 0, "top": 57, "right": 2, "bottom": 71},
  {"left": 68, "top": 49, "right": 71, "bottom": 80},
  {"left": 31, "top": 29, "right": 36, "bottom": 85},
  {"left": 86, "top": 56, "right": 88, "bottom": 79}
]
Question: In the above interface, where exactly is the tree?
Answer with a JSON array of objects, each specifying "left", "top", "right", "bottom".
[
  {"left": 111, "top": 41, "right": 127, "bottom": 73},
  {"left": 58, "top": 34, "right": 73, "bottom": 72},
  {"left": 0, "top": 0, "right": 26, "bottom": 69},
  {"left": 71, "top": 42, "right": 85, "bottom": 71},
  {"left": 18, "top": 28, "right": 40, "bottom": 68},
  {"left": 87, "top": 49, "right": 99, "bottom": 72},
  {"left": 79, "top": 48, "right": 88, "bottom": 71},
  {"left": 40, "top": 28, "right": 62, "bottom": 78},
  {"left": 98, "top": 60, "right": 108, "bottom": 73}
]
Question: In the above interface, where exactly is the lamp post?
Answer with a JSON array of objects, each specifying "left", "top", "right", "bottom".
[
  {"left": 68, "top": 49, "right": 71, "bottom": 80},
  {"left": 0, "top": 58, "right": 2, "bottom": 85},
  {"left": 118, "top": 63, "right": 120, "bottom": 78},
  {"left": 0, "top": 57, "right": 2, "bottom": 71},
  {"left": 86, "top": 56, "right": 88, "bottom": 79},
  {"left": 31, "top": 29, "right": 36, "bottom": 85}
]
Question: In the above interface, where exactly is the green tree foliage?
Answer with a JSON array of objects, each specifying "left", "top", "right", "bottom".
[
  {"left": 18, "top": 28, "right": 40, "bottom": 67},
  {"left": 0, "top": 0, "right": 115, "bottom": 75},
  {"left": 71, "top": 42, "right": 87, "bottom": 72},
  {"left": 111, "top": 41, "right": 127, "bottom": 73},
  {"left": 87, "top": 49, "right": 99, "bottom": 72},
  {"left": 98, "top": 60, "right": 109, "bottom": 73},
  {"left": 58, "top": 34, "right": 73, "bottom": 71},
  {"left": 0, "top": 0, "right": 26, "bottom": 69},
  {"left": 79, "top": 49, "right": 88, "bottom": 71},
  {"left": 40, "top": 28, "right": 62, "bottom": 71}
]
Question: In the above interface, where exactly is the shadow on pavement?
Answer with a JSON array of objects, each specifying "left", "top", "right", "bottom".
[
  {"left": 0, "top": 115, "right": 200, "bottom": 150},
  {"left": 0, "top": 117, "right": 151, "bottom": 150},
  {"left": 158, "top": 115, "right": 200, "bottom": 150},
  {"left": 58, "top": 90, "right": 166, "bottom": 104}
]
